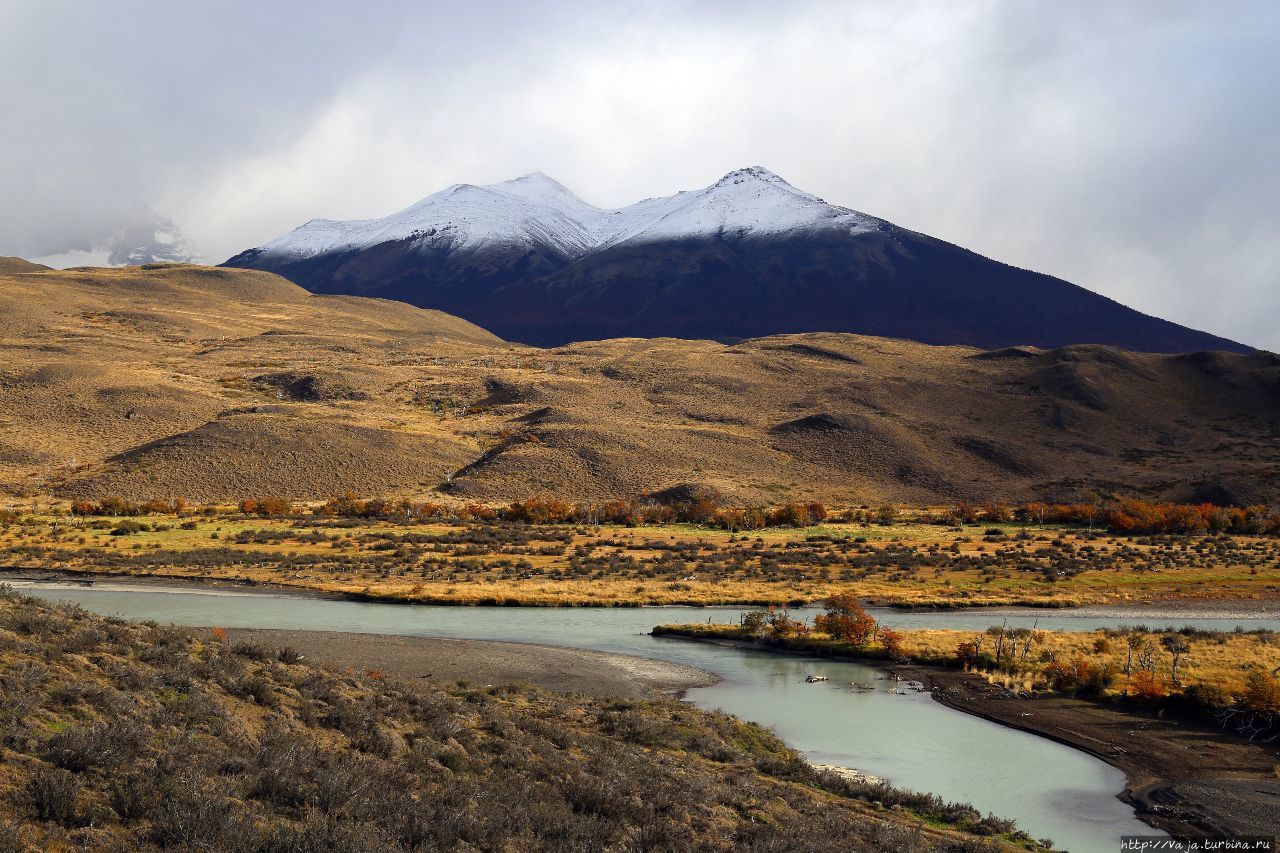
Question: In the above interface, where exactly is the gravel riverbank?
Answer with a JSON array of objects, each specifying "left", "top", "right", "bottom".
[{"left": 189, "top": 627, "right": 720, "bottom": 699}]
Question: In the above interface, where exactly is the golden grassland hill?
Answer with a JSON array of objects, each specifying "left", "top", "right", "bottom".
[
  {"left": 1, "top": 261, "right": 1278, "bottom": 506},
  {"left": 0, "top": 263, "right": 501, "bottom": 501},
  {"left": 2, "top": 508, "right": 1279, "bottom": 608},
  {"left": 0, "top": 589, "right": 1042, "bottom": 851},
  {"left": 0, "top": 259, "right": 49, "bottom": 275}
]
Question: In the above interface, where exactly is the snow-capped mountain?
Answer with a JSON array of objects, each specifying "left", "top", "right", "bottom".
[
  {"left": 29, "top": 210, "right": 200, "bottom": 269},
  {"left": 248, "top": 167, "right": 878, "bottom": 265},
  {"left": 224, "top": 168, "right": 1248, "bottom": 354}
]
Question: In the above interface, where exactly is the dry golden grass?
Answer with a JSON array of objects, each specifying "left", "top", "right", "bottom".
[
  {"left": 2, "top": 511, "right": 1277, "bottom": 607},
  {"left": 2, "top": 263, "right": 1278, "bottom": 506},
  {"left": 892, "top": 628, "right": 1280, "bottom": 697}
]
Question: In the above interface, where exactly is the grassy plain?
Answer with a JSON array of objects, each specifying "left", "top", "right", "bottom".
[{"left": 2, "top": 510, "right": 1278, "bottom": 608}]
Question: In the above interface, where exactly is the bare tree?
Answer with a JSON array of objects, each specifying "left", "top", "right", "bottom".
[
  {"left": 1136, "top": 639, "right": 1158, "bottom": 675},
  {"left": 1017, "top": 620, "right": 1041, "bottom": 663},
  {"left": 1124, "top": 633, "right": 1148, "bottom": 676},
  {"left": 986, "top": 622, "right": 1009, "bottom": 665},
  {"left": 1161, "top": 635, "right": 1191, "bottom": 685}
]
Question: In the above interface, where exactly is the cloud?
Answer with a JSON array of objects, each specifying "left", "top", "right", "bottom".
[{"left": 2, "top": 0, "right": 1277, "bottom": 348}]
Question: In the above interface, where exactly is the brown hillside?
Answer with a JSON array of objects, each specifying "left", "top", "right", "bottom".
[
  {"left": 0, "top": 257, "right": 50, "bottom": 274},
  {"left": 0, "top": 264, "right": 1276, "bottom": 504}
]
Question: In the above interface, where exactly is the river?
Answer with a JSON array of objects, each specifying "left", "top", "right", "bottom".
[{"left": 12, "top": 580, "right": 1277, "bottom": 851}]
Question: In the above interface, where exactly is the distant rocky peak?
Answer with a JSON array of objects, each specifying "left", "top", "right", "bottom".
[
  {"left": 25, "top": 207, "right": 200, "bottom": 269},
  {"left": 108, "top": 211, "right": 199, "bottom": 265}
]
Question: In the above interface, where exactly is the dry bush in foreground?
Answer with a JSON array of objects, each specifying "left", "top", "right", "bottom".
[{"left": 0, "top": 587, "right": 1040, "bottom": 851}]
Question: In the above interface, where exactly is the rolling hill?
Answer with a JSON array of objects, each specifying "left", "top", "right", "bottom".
[
  {"left": 224, "top": 168, "right": 1248, "bottom": 353},
  {"left": 0, "top": 261, "right": 1276, "bottom": 506}
]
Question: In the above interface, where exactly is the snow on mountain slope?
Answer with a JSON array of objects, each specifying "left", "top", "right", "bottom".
[
  {"left": 487, "top": 172, "right": 601, "bottom": 218},
  {"left": 255, "top": 175, "right": 597, "bottom": 262},
  {"left": 255, "top": 218, "right": 373, "bottom": 262},
  {"left": 604, "top": 167, "right": 880, "bottom": 247},
  {"left": 242, "top": 167, "right": 882, "bottom": 264}
]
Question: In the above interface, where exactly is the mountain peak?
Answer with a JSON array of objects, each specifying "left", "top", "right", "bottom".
[
  {"left": 484, "top": 172, "right": 597, "bottom": 212},
  {"left": 716, "top": 166, "right": 788, "bottom": 185},
  {"left": 701, "top": 163, "right": 829, "bottom": 208},
  {"left": 508, "top": 170, "right": 555, "bottom": 183}
]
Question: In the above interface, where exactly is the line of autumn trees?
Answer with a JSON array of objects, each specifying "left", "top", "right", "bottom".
[
  {"left": 932, "top": 499, "right": 1280, "bottom": 535},
  {"left": 55, "top": 494, "right": 1280, "bottom": 536}
]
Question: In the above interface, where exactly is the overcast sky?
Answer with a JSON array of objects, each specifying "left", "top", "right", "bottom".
[{"left": 3, "top": 0, "right": 1277, "bottom": 349}]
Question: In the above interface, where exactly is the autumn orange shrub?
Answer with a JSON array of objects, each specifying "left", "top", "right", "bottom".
[
  {"left": 928, "top": 498, "right": 1280, "bottom": 536},
  {"left": 1044, "top": 656, "right": 1091, "bottom": 692},
  {"left": 880, "top": 628, "right": 905, "bottom": 660},
  {"left": 955, "top": 641, "right": 980, "bottom": 668},
  {"left": 813, "top": 592, "right": 877, "bottom": 645},
  {"left": 764, "top": 502, "right": 827, "bottom": 527},
  {"left": 502, "top": 497, "right": 576, "bottom": 524},
  {"left": 239, "top": 496, "right": 294, "bottom": 517},
  {"left": 66, "top": 497, "right": 193, "bottom": 516},
  {"left": 1025, "top": 499, "right": 1279, "bottom": 535},
  {"left": 764, "top": 605, "right": 807, "bottom": 638},
  {"left": 1129, "top": 669, "right": 1166, "bottom": 700},
  {"left": 462, "top": 503, "right": 498, "bottom": 522},
  {"left": 70, "top": 497, "right": 139, "bottom": 516}
]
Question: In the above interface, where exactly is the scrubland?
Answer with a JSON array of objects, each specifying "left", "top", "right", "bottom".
[
  {"left": 2, "top": 499, "right": 1278, "bottom": 608},
  {"left": 0, "top": 588, "right": 1042, "bottom": 851}
]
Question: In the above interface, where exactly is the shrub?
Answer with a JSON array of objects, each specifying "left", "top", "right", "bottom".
[
  {"left": 1241, "top": 671, "right": 1280, "bottom": 714},
  {"left": 45, "top": 716, "right": 147, "bottom": 771},
  {"left": 238, "top": 497, "right": 294, "bottom": 517},
  {"left": 1130, "top": 669, "right": 1165, "bottom": 700},
  {"left": 238, "top": 674, "right": 279, "bottom": 707},
  {"left": 1011, "top": 498, "right": 1280, "bottom": 536},
  {"left": 813, "top": 592, "right": 877, "bottom": 645},
  {"left": 1179, "top": 682, "right": 1231, "bottom": 712},
  {"left": 740, "top": 610, "right": 767, "bottom": 635},
  {"left": 880, "top": 628, "right": 906, "bottom": 661},
  {"left": 110, "top": 520, "right": 148, "bottom": 536},
  {"left": 148, "top": 777, "right": 246, "bottom": 848},
  {"left": 1079, "top": 662, "right": 1115, "bottom": 696},
  {"left": 109, "top": 770, "right": 162, "bottom": 821},
  {"left": 1044, "top": 657, "right": 1091, "bottom": 694},
  {"left": 955, "top": 641, "right": 980, "bottom": 668},
  {"left": 26, "top": 767, "right": 80, "bottom": 826},
  {"left": 249, "top": 726, "right": 317, "bottom": 807},
  {"left": 230, "top": 640, "right": 270, "bottom": 661}
]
